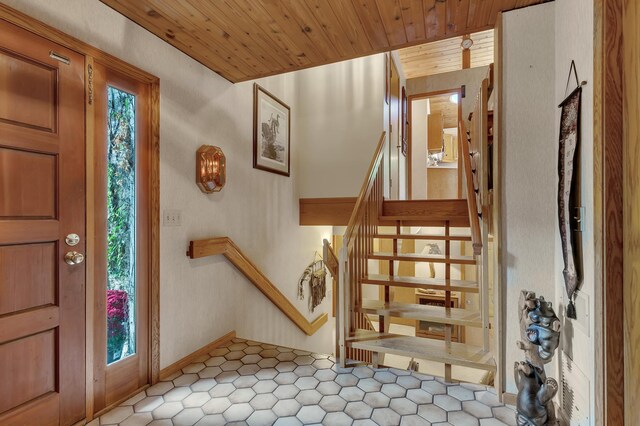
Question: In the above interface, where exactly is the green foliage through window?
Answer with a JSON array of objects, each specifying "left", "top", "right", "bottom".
[{"left": 106, "top": 86, "right": 137, "bottom": 365}]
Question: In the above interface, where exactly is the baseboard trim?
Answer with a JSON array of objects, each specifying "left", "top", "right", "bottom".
[
  {"left": 159, "top": 330, "right": 236, "bottom": 380},
  {"left": 502, "top": 392, "right": 517, "bottom": 406}
]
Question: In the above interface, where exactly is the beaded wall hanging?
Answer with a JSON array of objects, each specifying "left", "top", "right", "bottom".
[{"left": 298, "top": 253, "right": 327, "bottom": 313}]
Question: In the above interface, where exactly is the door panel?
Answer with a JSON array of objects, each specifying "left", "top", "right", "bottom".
[
  {"left": 0, "top": 147, "right": 57, "bottom": 218},
  {"left": 0, "top": 19, "right": 85, "bottom": 426},
  {"left": 389, "top": 56, "right": 400, "bottom": 200}
]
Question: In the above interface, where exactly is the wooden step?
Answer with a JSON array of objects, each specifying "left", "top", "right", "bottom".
[
  {"left": 361, "top": 274, "right": 479, "bottom": 293},
  {"left": 357, "top": 300, "right": 482, "bottom": 327},
  {"left": 369, "top": 252, "right": 476, "bottom": 264},
  {"left": 374, "top": 233, "right": 472, "bottom": 241},
  {"left": 347, "top": 330, "right": 495, "bottom": 372}
]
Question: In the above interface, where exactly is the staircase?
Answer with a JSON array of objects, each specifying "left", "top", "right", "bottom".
[{"left": 334, "top": 71, "right": 495, "bottom": 386}]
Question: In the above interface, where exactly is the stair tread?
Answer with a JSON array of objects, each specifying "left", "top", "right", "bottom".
[
  {"left": 369, "top": 252, "right": 476, "bottom": 264},
  {"left": 348, "top": 330, "right": 495, "bottom": 371},
  {"left": 362, "top": 274, "right": 479, "bottom": 293},
  {"left": 358, "top": 299, "right": 482, "bottom": 327},
  {"left": 374, "top": 233, "right": 472, "bottom": 241}
]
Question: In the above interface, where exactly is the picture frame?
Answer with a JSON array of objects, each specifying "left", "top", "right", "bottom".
[{"left": 253, "top": 83, "right": 291, "bottom": 176}]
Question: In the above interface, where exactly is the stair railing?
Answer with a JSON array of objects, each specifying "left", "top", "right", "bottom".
[
  {"left": 463, "top": 75, "right": 492, "bottom": 353},
  {"left": 337, "top": 131, "right": 386, "bottom": 367}
]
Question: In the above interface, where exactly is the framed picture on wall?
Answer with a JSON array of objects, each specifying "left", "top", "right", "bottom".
[{"left": 253, "top": 83, "right": 291, "bottom": 176}]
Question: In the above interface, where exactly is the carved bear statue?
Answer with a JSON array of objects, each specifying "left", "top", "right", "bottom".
[
  {"left": 514, "top": 361, "right": 558, "bottom": 426},
  {"left": 525, "top": 296, "right": 561, "bottom": 362}
]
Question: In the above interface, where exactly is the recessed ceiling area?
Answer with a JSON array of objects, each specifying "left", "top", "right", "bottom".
[
  {"left": 399, "top": 29, "right": 494, "bottom": 79},
  {"left": 100, "top": 0, "right": 544, "bottom": 83},
  {"left": 429, "top": 93, "right": 459, "bottom": 129}
]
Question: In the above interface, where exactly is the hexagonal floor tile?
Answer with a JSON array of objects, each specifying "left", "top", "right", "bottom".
[
  {"left": 418, "top": 404, "right": 448, "bottom": 423},
  {"left": 146, "top": 381, "right": 174, "bottom": 396},
  {"left": 238, "top": 364, "right": 261, "bottom": 376},
  {"left": 448, "top": 385, "right": 476, "bottom": 402},
  {"left": 406, "top": 388, "right": 433, "bottom": 405},
  {"left": 491, "top": 406, "right": 517, "bottom": 426},
  {"left": 277, "top": 352, "right": 297, "bottom": 362},
  {"left": 295, "top": 389, "right": 323, "bottom": 405},
  {"left": 246, "top": 409, "right": 277, "bottom": 426},
  {"left": 314, "top": 368, "right": 337, "bottom": 382},
  {"left": 352, "top": 366, "right": 375, "bottom": 379},
  {"left": 274, "top": 384, "right": 301, "bottom": 399},
  {"left": 198, "top": 367, "right": 222, "bottom": 379},
  {"left": 338, "top": 386, "right": 365, "bottom": 402},
  {"left": 363, "top": 392, "right": 390, "bottom": 408},
  {"left": 253, "top": 379, "right": 278, "bottom": 394},
  {"left": 208, "top": 383, "right": 235, "bottom": 398},
  {"left": 400, "top": 414, "right": 431, "bottom": 426},
  {"left": 463, "top": 400, "right": 494, "bottom": 419},
  {"left": 434, "top": 394, "right": 463, "bottom": 411},
  {"left": 163, "top": 387, "right": 192, "bottom": 402},
  {"left": 357, "top": 378, "right": 382, "bottom": 392},
  {"left": 318, "top": 395, "right": 347, "bottom": 413},
  {"left": 273, "top": 416, "right": 302, "bottom": 426},
  {"left": 371, "top": 407, "right": 401, "bottom": 426},
  {"left": 422, "top": 380, "right": 447, "bottom": 395},
  {"left": 448, "top": 410, "right": 481, "bottom": 426},
  {"left": 223, "top": 402, "right": 254, "bottom": 422},
  {"left": 174, "top": 374, "right": 199, "bottom": 387},
  {"left": 173, "top": 407, "right": 204, "bottom": 425},
  {"left": 317, "top": 381, "right": 341, "bottom": 396},
  {"left": 182, "top": 363, "right": 206, "bottom": 374},
  {"left": 294, "top": 355, "right": 315, "bottom": 366},
  {"left": 272, "top": 399, "right": 302, "bottom": 417},
  {"left": 258, "top": 358, "right": 279, "bottom": 369},
  {"left": 234, "top": 375, "right": 259, "bottom": 388},
  {"left": 295, "top": 376, "right": 319, "bottom": 390},
  {"left": 249, "top": 393, "right": 279, "bottom": 410},
  {"left": 254, "top": 367, "right": 278, "bottom": 381},
  {"left": 191, "top": 379, "right": 217, "bottom": 392},
  {"left": 335, "top": 374, "right": 359, "bottom": 387},
  {"left": 276, "top": 362, "right": 298, "bottom": 373},
  {"left": 373, "top": 371, "right": 397, "bottom": 384},
  {"left": 344, "top": 401, "right": 373, "bottom": 420},
  {"left": 151, "top": 401, "right": 183, "bottom": 419},
  {"left": 228, "top": 388, "right": 256, "bottom": 404},
  {"left": 101, "top": 406, "right": 133, "bottom": 424},
  {"left": 275, "top": 372, "right": 299, "bottom": 385},
  {"left": 294, "top": 365, "right": 316, "bottom": 377},
  {"left": 389, "top": 397, "right": 417, "bottom": 415},
  {"left": 296, "top": 405, "right": 326, "bottom": 423},
  {"left": 202, "top": 397, "right": 231, "bottom": 415},
  {"left": 312, "top": 359, "right": 334, "bottom": 370},
  {"left": 224, "top": 351, "right": 245, "bottom": 361},
  {"left": 214, "top": 371, "right": 240, "bottom": 383},
  {"left": 381, "top": 383, "right": 406, "bottom": 398},
  {"left": 322, "top": 411, "right": 353, "bottom": 426},
  {"left": 120, "top": 412, "right": 153, "bottom": 426},
  {"left": 182, "top": 392, "right": 211, "bottom": 408},
  {"left": 220, "top": 360, "right": 243, "bottom": 372},
  {"left": 397, "top": 375, "right": 421, "bottom": 390},
  {"left": 194, "top": 414, "right": 226, "bottom": 425},
  {"left": 242, "top": 354, "right": 262, "bottom": 364}
]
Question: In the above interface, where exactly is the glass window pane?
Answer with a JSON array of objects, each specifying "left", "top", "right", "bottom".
[{"left": 106, "top": 86, "right": 136, "bottom": 365}]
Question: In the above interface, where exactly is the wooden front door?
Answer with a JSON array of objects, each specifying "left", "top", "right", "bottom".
[{"left": 0, "top": 19, "right": 86, "bottom": 426}]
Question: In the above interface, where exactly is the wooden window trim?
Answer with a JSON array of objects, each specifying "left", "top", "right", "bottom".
[{"left": 0, "top": 4, "right": 160, "bottom": 422}]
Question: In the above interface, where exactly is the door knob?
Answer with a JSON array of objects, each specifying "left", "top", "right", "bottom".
[{"left": 65, "top": 251, "right": 85, "bottom": 265}]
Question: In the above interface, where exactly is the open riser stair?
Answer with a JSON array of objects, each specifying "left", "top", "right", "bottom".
[{"left": 332, "top": 69, "right": 496, "bottom": 387}]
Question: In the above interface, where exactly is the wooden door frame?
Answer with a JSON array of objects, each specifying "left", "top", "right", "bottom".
[
  {"left": 593, "top": 0, "right": 625, "bottom": 423},
  {"left": 0, "top": 4, "right": 161, "bottom": 422},
  {"left": 407, "top": 88, "right": 463, "bottom": 200}
]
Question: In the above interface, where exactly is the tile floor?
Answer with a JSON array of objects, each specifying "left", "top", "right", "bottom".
[{"left": 94, "top": 338, "right": 516, "bottom": 426}]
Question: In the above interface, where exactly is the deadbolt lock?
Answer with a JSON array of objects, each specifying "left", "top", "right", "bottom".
[
  {"left": 65, "top": 251, "right": 85, "bottom": 265},
  {"left": 65, "top": 233, "right": 80, "bottom": 246}
]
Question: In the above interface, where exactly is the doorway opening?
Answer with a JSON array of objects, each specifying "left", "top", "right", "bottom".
[{"left": 408, "top": 89, "right": 463, "bottom": 201}]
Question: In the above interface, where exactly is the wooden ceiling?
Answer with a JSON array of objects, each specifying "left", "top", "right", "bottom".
[
  {"left": 399, "top": 29, "right": 494, "bottom": 79},
  {"left": 100, "top": 0, "right": 544, "bottom": 83}
]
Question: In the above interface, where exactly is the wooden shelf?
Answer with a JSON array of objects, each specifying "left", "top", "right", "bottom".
[
  {"left": 347, "top": 330, "right": 495, "bottom": 372},
  {"left": 369, "top": 252, "right": 476, "bottom": 264},
  {"left": 357, "top": 300, "right": 482, "bottom": 327},
  {"left": 361, "top": 274, "right": 479, "bottom": 293}
]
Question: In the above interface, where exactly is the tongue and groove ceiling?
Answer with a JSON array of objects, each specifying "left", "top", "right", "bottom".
[{"left": 100, "top": 0, "right": 545, "bottom": 83}]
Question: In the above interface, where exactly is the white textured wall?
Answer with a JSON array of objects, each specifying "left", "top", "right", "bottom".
[
  {"left": 296, "top": 55, "right": 385, "bottom": 198},
  {"left": 410, "top": 99, "right": 429, "bottom": 200},
  {"left": 554, "top": 0, "right": 595, "bottom": 422},
  {"left": 2, "top": 0, "right": 386, "bottom": 368},
  {"left": 500, "top": 2, "right": 556, "bottom": 393}
]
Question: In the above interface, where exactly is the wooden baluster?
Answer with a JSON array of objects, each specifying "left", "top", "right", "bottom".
[{"left": 444, "top": 221, "right": 452, "bottom": 382}]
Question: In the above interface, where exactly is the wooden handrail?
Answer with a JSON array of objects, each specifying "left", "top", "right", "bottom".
[
  {"left": 459, "top": 119, "right": 483, "bottom": 255},
  {"left": 187, "top": 237, "right": 328, "bottom": 336},
  {"left": 344, "top": 132, "right": 387, "bottom": 249}
]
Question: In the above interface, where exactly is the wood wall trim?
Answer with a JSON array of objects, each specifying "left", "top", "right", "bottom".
[
  {"left": 593, "top": 0, "right": 625, "bottom": 423},
  {"left": 622, "top": 0, "right": 639, "bottom": 422},
  {"left": 381, "top": 199, "right": 470, "bottom": 225},
  {"left": 187, "top": 237, "right": 329, "bottom": 336},
  {"left": 299, "top": 197, "right": 357, "bottom": 226},
  {"left": 159, "top": 331, "right": 236, "bottom": 381}
]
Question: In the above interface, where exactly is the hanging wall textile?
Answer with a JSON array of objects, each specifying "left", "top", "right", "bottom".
[
  {"left": 557, "top": 60, "right": 584, "bottom": 319},
  {"left": 298, "top": 257, "right": 327, "bottom": 313}
]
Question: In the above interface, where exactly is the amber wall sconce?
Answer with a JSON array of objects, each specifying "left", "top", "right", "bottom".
[{"left": 196, "top": 145, "right": 226, "bottom": 193}]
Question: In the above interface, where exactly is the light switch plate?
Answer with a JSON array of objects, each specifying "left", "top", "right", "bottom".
[{"left": 163, "top": 210, "right": 182, "bottom": 226}]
